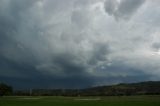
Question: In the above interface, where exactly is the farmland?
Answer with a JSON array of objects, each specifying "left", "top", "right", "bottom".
[{"left": 0, "top": 95, "right": 160, "bottom": 106}]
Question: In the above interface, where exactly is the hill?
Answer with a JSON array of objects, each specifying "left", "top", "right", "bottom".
[
  {"left": 81, "top": 81, "right": 160, "bottom": 96},
  {"left": 13, "top": 81, "right": 160, "bottom": 96}
]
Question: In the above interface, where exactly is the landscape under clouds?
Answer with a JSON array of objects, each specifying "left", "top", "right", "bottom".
[{"left": 0, "top": 0, "right": 160, "bottom": 89}]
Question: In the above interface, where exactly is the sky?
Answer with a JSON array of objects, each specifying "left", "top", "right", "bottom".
[{"left": 0, "top": 0, "right": 160, "bottom": 89}]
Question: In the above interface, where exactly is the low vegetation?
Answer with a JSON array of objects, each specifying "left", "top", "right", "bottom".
[
  {"left": 0, "top": 83, "right": 12, "bottom": 96},
  {"left": 1, "top": 81, "right": 160, "bottom": 106},
  {"left": 13, "top": 81, "right": 160, "bottom": 96},
  {"left": 0, "top": 95, "right": 160, "bottom": 106}
]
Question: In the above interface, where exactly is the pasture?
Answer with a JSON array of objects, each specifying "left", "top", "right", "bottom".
[{"left": 0, "top": 95, "right": 160, "bottom": 106}]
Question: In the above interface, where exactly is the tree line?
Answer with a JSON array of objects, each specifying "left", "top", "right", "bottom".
[
  {"left": 0, "top": 83, "right": 13, "bottom": 96},
  {"left": 1, "top": 81, "right": 160, "bottom": 96}
]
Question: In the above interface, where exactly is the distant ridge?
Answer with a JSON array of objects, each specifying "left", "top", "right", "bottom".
[
  {"left": 13, "top": 81, "right": 160, "bottom": 96},
  {"left": 82, "top": 81, "right": 160, "bottom": 96}
]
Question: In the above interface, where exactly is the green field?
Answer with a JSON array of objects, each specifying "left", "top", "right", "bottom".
[{"left": 0, "top": 95, "right": 160, "bottom": 106}]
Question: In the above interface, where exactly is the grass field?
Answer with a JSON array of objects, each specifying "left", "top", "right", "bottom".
[{"left": 0, "top": 95, "right": 160, "bottom": 106}]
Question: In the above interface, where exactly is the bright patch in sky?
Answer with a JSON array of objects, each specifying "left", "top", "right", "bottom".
[{"left": 151, "top": 50, "right": 160, "bottom": 56}]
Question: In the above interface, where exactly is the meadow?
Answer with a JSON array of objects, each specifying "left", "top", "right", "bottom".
[{"left": 0, "top": 95, "right": 160, "bottom": 106}]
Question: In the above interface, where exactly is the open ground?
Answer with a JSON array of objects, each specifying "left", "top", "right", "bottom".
[{"left": 0, "top": 95, "right": 160, "bottom": 106}]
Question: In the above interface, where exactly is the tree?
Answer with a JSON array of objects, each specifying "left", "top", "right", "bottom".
[{"left": 0, "top": 83, "right": 13, "bottom": 96}]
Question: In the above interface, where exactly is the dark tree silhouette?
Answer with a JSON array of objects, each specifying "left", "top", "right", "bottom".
[{"left": 0, "top": 83, "right": 13, "bottom": 96}]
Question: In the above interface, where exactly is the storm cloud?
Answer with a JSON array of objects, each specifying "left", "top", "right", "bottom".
[
  {"left": 0, "top": 0, "right": 160, "bottom": 89},
  {"left": 104, "top": 0, "right": 146, "bottom": 20}
]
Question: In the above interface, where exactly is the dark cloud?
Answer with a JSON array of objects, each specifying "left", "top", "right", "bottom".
[
  {"left": 152, "top": 42, "right": 160, "bottom": 50},
  {"left": 0, "top": 75, "right": 95, "bottom": 89},
  {"left": 0, "top": 0, "right": 159, "bottom": 89},
  {"left": 104, "top": 0, "right": 118, "bottom": 16},
  {"left": 0, "top": 54, "right": 94, "bottom": 89},
  {"left": 0, "top": 0, "right": 97, "bottom": 89},
  {"left": 88, "top": 42, "right": 110, "bottom": 65},
  {"left": 104, "top": 0, "right": 146, "bottom": 20}
]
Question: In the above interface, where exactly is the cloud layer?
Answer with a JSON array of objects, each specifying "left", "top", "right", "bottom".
[
  {"left": 0, "top": 0, "right": 160, "bottom": 89},
  {"left": 104, "top": 0, "right": 146, "bottom": 20}
]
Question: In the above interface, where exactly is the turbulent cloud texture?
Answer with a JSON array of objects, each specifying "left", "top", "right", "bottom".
[
  {"left": 0, "top": 0, "right": 160, "bottom": 89},
  {"left": 104, "top": 0, "right": 146, "bottom": 20}
]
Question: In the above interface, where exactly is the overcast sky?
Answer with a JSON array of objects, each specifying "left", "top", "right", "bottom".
[{"left": 0, "top": 0, "right": 160, "bottom": 89}]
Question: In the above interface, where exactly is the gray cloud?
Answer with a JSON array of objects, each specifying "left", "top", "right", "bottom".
[
  {"left": 104, "top": 0, "right": 146, "bottom": 20},
  {"left": 0, "top": 0, "right": 160, "bottom": 89},
  {"left": 152, "top": 42, "right": 160, "bottom": 50},
  {"left": 88, "top": 42, "right": 110, "bottom": 65}
]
